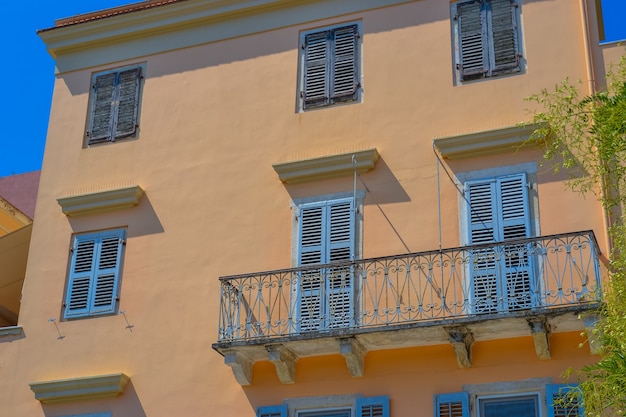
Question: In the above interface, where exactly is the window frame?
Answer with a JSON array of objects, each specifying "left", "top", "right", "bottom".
[
  {"left": 86, "top": 63, "right": 145, "bottom": 146},
  {"left": 451, "top": 0, "right": 524, "bottom": 84},
  {"left": 476, "top": 392, "right": 541, "bottom": 417},
  {"left": 297, "top": 22, "right": 362, "bottom": 111},
  {"left": 63, "top": 228, "right": 126, "bottom": 320},
  {"left": 260, "top": 395, "right": 389, "bottom": 417}
]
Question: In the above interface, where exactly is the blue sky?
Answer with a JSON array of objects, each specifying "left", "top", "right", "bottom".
[{"left": 0, "top": 0, "right": 624, "bottom": 178}]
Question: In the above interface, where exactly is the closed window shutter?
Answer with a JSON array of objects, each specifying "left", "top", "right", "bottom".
[
  {"left": 257, "top": 405, "right": 287, "bottom": 417},
  {"left": 489, "top": 0, "right": 520, "bottom": 74},
  {"left": 297, "top": 198, "right": 355, "bottom": 331},
  {"left": 65, "top": 236, "right": 97, "bottom": 318},
  {"left": 91, "top": 231, "right": 124, "bottom": 314},
  {"left": 64, "top": 230, "right": 124, "bottom": 319},
  {"left": 546, "top": 384, "right": 582, "bottom": 417},
  {"left": 113, "top": 67, "right": 141, "bottom": 140},
  {"left": 88, "top": 73, "right": 117, "bottom": 144},
  {"left": 466, "top": 174, "right": 532, "bottom": 312},
  {"left": 357, "top": 396, "right": 390, "bottom": 417},
  {"left": 298, "top": 204, "right": 325, "bottom": 331},
  {"left": 303, "top": 30, "right": 330, "bottom": 108},
  {"left": 330, "top": 25, "right": 358, "bottom": 103},
  {"left": 435, "top": 392, "right": 469, "bottom": 417},
  {"left": 456, "top": 0, "right": 487, "bottom": 80}
]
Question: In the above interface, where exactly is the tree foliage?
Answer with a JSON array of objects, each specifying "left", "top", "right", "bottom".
[{"left": 526, "top": 53, "right": 626, "bottom": 417}]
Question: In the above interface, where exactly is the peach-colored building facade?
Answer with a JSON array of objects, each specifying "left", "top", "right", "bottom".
[{"left": 1, "top": 0, "right": 623, "bottom": 416}]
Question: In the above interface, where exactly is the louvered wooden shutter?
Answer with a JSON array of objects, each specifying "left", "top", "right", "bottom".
[
  {"left": 488, "top": 0, "right": 520, "bottom": 74},
  {"left": 456, "top": 0, "right": 487, "bottom": 80},
  {"left": 88, "top": 73, "right": 117, "bottom": 144},
  {"left": 435, "top": 392, "right": 469, "bottom": 417},
  {"left": 330, "top": 25, "right": 358, "bottom": 103},
  {"left": 113, "top": 67, "right": 141, "bottom": 140},
  {"left": 357, "top": 396, "right": 389, "bottom": 417},
  {"left": 298, "top": 204, "right": 325, "bottom": 331},
  {"left": 303, "top": 30, "right": 330, "bottom": 108},
  {"left": 64, "top": 230, "right": 124, "bottom": 318},
  {"left": 327, "top": 199, "right": 354, "bottom": 328},
  {"left": 257, "top": 405, "right": 287, "bottom": 417},
  {"left": 546, "top": 384, "right": 582, "bottom": 417},
  {"left": 297, "top": 198, "right": 355, "bottom": 331}
]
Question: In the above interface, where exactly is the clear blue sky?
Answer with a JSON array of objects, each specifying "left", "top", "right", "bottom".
[{"left": 0, "top": 0, "right": 624, "bottom": 178}]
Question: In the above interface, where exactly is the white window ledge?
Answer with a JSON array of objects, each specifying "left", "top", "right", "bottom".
[
  {"left": 0, "top": 326, "right": 23, "bottom": 338},
  {"left": 29, "top": 373, "right": 130, "bottom": 404},
  {"left": 273, "top": 148, "right": 379, "bottom": 184},
  {"left": 57, "top": 185, "right": 144, "bottom": 217},
  {"left": 433, "top": 125, "right": 539, "bottom": 160}
]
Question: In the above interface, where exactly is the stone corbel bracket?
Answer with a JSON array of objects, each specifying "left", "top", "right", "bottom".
[
  {"left": 445, "top": 326, "right": 474, "bottom": 368},
  {"left": 339, "top": 337, "right": 367, "bottom": 377},
  {"left": 267, "top": 344, "right": 297, "bottom": 384},
  {"left": 581, "top": 312, "right": 602, "bottom": 355},
  {"left": 528, "top": 316, "right": 551, "bottom": 360},
  {"left": 224, "top": 350, "right": 253, "bottom": 386}
]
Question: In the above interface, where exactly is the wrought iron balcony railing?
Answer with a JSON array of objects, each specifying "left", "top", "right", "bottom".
[{"left": 217, "top": 231, "right": 601, "bottom": 343}]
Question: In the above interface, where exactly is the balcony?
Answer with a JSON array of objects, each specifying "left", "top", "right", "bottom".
[{"left": 212, "top": 231, "right": 602, "bottom": 385}]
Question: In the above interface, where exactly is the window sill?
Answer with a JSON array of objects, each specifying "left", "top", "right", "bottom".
[{"left": 0, "top": 326, "right": 23, "bottom": 338}]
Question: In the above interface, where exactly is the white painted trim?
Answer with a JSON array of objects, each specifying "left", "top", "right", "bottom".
[
  {"left": 57, "top": 185, "right": 144, "bottom": 217},
  {"left": 29, "top": 373, "right": 130, "bottom": 404}
]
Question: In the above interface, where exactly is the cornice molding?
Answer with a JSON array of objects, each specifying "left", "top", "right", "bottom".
[
  {"left": 29, "top": 373, "right": 130, "bottom": 404},
  {"left": 38, "top": 0, "right": 413, "bottom": 73},
  {"left": 273, "top": 148, "right": 379, "bottom": 184},
  {"left": 433, "top": 124, "right": 540, "bottom": 160},
  {"left": 57, "top": 185, "right": 144, "bottom": 217}
]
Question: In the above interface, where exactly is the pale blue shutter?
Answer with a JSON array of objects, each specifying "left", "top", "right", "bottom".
[
  {"left": 456, "top": 0, "right": 487, "bottom": 80},
  {"left": 298, "top": 203, "right": 325, "bottom": 331},
  {"left": 64, "top": 230, "right": 124, "bottom": 319},
  {"left": 466, "top": 174, "right": 532, "bottom": 313},
  {"left": 88, "top": 73, "right": 117, "bottom": 144},
  {"left": 488, "top": 0, "right": 520, "bottom": 75},
  {"left": 357, "top": 396, "right": 389, "bottom": 417},
  {"left": 65, "top": 235, "right": 97, "bottom": 318},
  {"left": 327, "top": 199, "right": 354, "bottom": 328},
  {"left": 303, "top": 30, "right": 330, "bottom": 108},
  {"left": 113, "top": 67, "right": 141, "bottom": 140},
  {"left": 435, "top": 392, "right": 469, "bottom": 417},
  {"left": 91, "top": 230, "right": 124, "bottom": 315},
  {"left": 257, "top": 405, "right": 287, "bottom": 417},
  {"left": 546, "top": 384, "right": 582, "bottom": 417},
  {"left": 330, "top": 25, "right": 358, "bottom": 103}
]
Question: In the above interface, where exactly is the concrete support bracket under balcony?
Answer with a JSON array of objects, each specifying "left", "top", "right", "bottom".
[
  {"left": 528, "top": 316, "right": 551, "bottom": 360},
  {"left": 266, "top": 344, "right": 297, "bottom": 384},
  {"left": 224, "top": 350, "right": 252, "bottom": 386},
  {"left": 339, "top": 337, "right": 367, "bottom": 377},
  {"left": 581, "top": 312, "right": 602, "bottom": 355},
  {"left": 446, "top": 326, "right": 474, "bottom": 368}
]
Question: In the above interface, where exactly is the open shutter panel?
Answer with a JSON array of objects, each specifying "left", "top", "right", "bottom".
[
  {"left": 546, "top": 384, "right": 582, "bottom": 417},
  {"left": 257, "top": 405, "right": 287, "bottom": 417},
  {"left": 435, "top": 392, "right": 469, "bottom": 417},
  {"left": 457, "top": 0, "right": 487, "bottom": 80},
  {"left": 113, "top": 68, "right": 141, "bottom": 140},
  {"left": 298, "top": 204, "right": 325, "bottom": 331},
  {"left": 88, "top": 73, "right": 117, "bottom": 144},
  {"left": 303, "top": 31, "right": 330, "bottom": 108},
  {"left": 91, "top": 230, "right": 124, "bottom": 314},
  {"left": 467, "top": 180, "right": 496, "bottom": 245},
  {"left": 357, "top": 396, "right": 389, "bottom": 417},
  {"left": 489, "top": 0, "right": 520, "bottom": 74},
  {"left": 327, "top": 199, "right": 354, "bottom": 328},
  {"left": 331, "top": 25, "right": 358, "bottom": 102},
  {"left": 65, "top": 236, "right": 97, "bottom": 317}
]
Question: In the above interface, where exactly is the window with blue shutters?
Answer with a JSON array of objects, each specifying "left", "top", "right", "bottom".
[
  {"left": 296, "top": 197, "right": 356, "bottom": 331},
  {"left": 259, "top": 395, "right": 388, "bottom": 417},
  {"left": 464, "top": 173, "right": 535, "bottom": 313},
  {"left": 298, "top": 23, "right": 361, "bottom": 111},
  {"left": 435, "top": 392, "right": 470, "bottom": 417},
  {"left": 451, "top": 0, "right": 523, "bottom": 83},
  {"left": 546, "top": 384, "right": 583, "bottom": 417},
  {"left": 64, "top": 229, "right": 125, "bottom": 319},
  {"left": 87, "top": 65, "right": 144, "bottom": 145}
]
